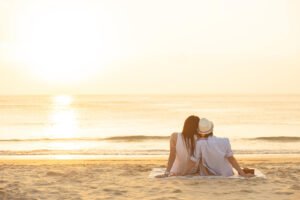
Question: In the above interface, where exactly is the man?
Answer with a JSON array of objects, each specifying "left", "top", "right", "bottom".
[{"left": 191, "top": 118, "right": 253, "bottom": 177}]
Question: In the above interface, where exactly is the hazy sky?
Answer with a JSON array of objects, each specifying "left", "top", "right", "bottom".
[{"left": 0, "top": 0, "right": 300, "bottom": 94}]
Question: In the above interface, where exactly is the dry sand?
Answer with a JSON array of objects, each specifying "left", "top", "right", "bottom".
[{"left": 0, "top": 156, "right": 300, "bottom": 200}]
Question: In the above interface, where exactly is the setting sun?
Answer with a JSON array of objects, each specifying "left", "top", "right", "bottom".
[{"left": 12, "top": 1, "right": 110, "bottom": 84}]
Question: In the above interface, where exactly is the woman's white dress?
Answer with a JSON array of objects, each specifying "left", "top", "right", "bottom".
[{"left": 170, "top": 132, "right": 197, "bottom": 175}]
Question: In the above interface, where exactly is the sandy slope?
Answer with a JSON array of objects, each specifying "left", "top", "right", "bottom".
[{"left": 0, "top": 156, "right": 300, "bottom": 200}]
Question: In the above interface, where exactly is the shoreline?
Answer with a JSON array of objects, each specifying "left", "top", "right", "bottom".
[
  {"left": 1, "top": 153, "right": 300, "bottom": 162},
  {"left": 1, "top": 154, "right": 300, "bottom": 165}
]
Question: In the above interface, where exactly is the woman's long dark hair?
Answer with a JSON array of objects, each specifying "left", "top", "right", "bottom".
[{"left": 182, "top": 115, "right": 200, "bottom": 156}]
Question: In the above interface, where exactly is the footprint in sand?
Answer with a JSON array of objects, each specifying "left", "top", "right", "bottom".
[
  {"left": 290, "top": 185, "right": 300, "bottom": 190},
  {"left": 275, "top": 191, "right": 294, "bottom": 195},
  {"left": 46, "top": 171, "right": 64, "bottom": 176},
  {"left": 103, "top": 188, "right": 127, "bottom": 196},
  {"left": 172, "top": 189, "right": 182, "bottom": 193},
  {"left": 239, "top": 189, "right": 254, "bottom": 193}
]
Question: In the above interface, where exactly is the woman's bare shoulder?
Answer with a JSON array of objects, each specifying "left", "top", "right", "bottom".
[
  {"left": 170, "top": 132, "right": 178, "bottom": 146},
  {"left": 170, "top": 132, "right": 178, "bottom": 139}
]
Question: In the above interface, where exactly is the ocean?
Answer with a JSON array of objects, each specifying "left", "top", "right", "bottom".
[{"left": 0, "top": 95, "right": 300, "bottom": 159}]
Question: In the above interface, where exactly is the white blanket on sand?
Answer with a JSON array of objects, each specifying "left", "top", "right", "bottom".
[{"left": 149, "top": 168, "right": 266, "bottom": 179}]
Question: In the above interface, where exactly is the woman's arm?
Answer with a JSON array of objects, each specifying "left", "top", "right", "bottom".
[
  {"left": 165, "top": 132, "right": 177, "bottom": 173},
  {"left": 155, "top": 133, "right": 177, "bottom": 178},
  {"left": 198, "top": 158, "right": 215, "bottom": 176}
]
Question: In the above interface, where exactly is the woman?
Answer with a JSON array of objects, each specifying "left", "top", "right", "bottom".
[{"left": 157, "top": 115, "right": 200, "bottom": 177}]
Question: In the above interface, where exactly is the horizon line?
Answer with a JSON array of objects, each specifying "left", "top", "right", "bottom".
[{"left": 0, "top": 93, "right": 300, "bottom": 96}]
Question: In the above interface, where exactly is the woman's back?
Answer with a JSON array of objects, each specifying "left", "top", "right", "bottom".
[
  {"left": 170, "top": 132, "right": 197, "bottom": 175},
  {"left": 161, "top": 115, "right": 200, "bottom": 177}
]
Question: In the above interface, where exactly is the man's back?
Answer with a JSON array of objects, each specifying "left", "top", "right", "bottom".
[{"left": 192, "top": 136, "right": 234, "bottom": 176}]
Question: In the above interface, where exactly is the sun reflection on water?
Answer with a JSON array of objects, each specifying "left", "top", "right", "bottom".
[
  {"left": 54, "top": 95, "right": 73, "bottom": 106},
  {"left": 45, "top": 95, "right": 79, "bottom": 140}
]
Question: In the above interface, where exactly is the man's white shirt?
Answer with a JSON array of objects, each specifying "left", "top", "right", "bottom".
[{"left": 191, "top": 136, "right": 234, "bottom": 176}]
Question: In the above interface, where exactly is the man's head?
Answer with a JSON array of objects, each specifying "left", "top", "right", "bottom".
[{"left": 198, "top": 118, "right": 214, "bottom": 137}]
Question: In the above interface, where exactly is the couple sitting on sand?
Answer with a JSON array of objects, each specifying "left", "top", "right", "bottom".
[{"left": 158, "top": 115, "right": 254, "bottom": 178}]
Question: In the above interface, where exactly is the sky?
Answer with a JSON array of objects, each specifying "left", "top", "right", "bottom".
[{"left": 0, "top": 0, "right": 300, "bottom": 95}]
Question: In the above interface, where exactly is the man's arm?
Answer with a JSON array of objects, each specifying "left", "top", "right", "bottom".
[
  {"left": 225, "top": 138, "right": 253, "bottom": 177},
  {"left": 227, "top": 156, "right": 253, "bottom": 177}
]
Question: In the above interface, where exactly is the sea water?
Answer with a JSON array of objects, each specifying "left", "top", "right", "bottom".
[{"left": 0, "top": 95, "right": 300, "bottom": 159}]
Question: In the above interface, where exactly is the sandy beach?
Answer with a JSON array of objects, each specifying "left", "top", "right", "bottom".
[{"left": 0, "top": 156, "right": 299, "bottom": 200}]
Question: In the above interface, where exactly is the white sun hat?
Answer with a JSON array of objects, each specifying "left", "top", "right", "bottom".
[{"left": 198, "top": 118, "right": 214, "bottom": 134}]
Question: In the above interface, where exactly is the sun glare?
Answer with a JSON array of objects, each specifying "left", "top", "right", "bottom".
[
  {"left": 45, "top": 95, "right": 78, "bottom": 139},
  {"left": 14, "top": 2, "right": 109, "bottom": 84},
  {"left": 47, "top": 109, "right": 78, "bottom": 138},
  {"left": 54, "top": 95, "right": 73, "bottom": 106}
]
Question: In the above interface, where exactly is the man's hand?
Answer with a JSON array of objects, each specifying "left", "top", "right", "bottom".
[
  {"left": 228, "top": 156, "right": 255, "bottom": 178},
  {"left": 238, "top": 170, "right": 255, "bottom": 178}
]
